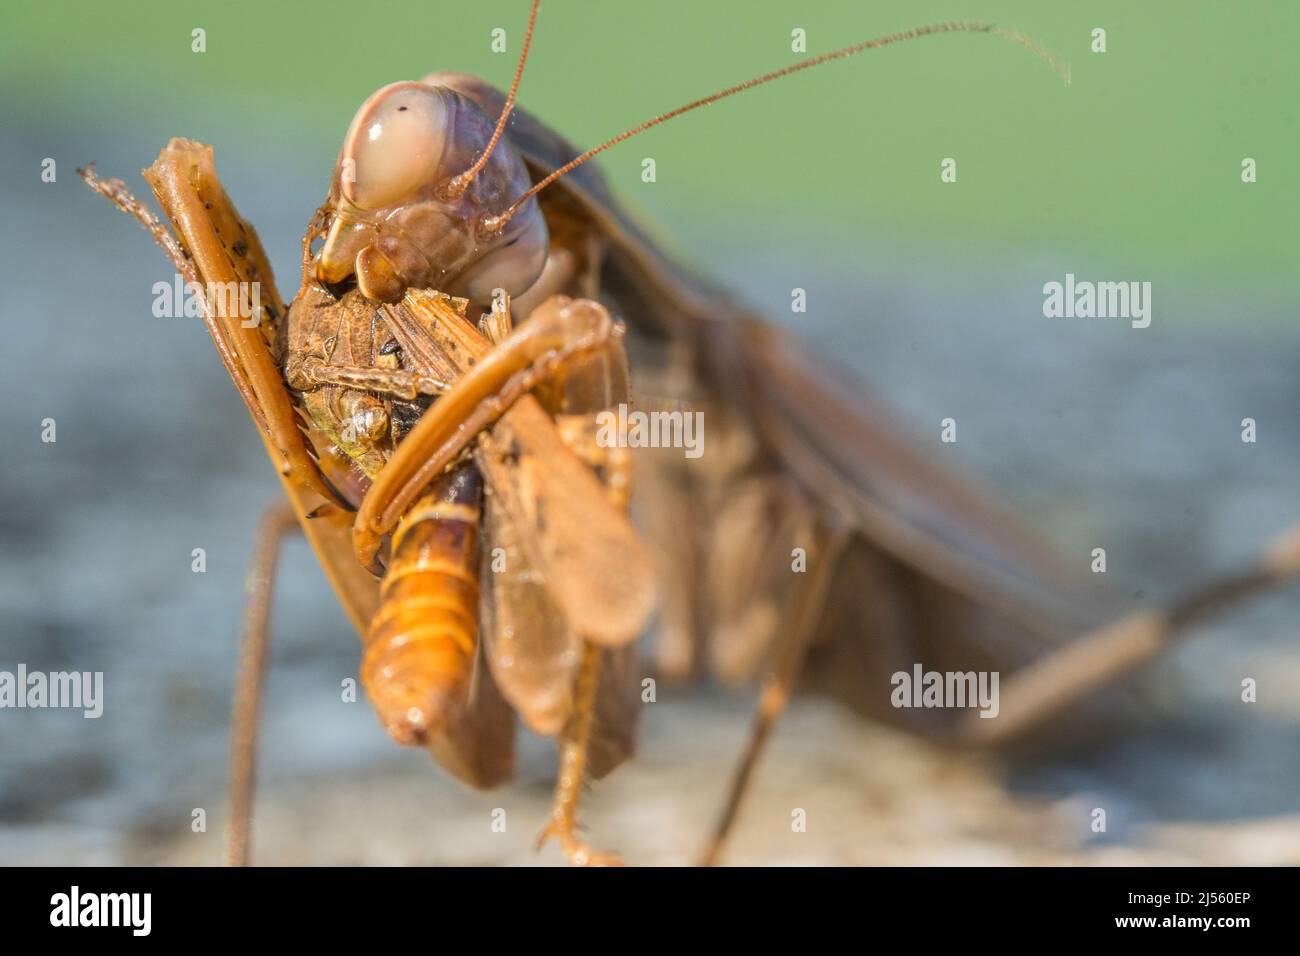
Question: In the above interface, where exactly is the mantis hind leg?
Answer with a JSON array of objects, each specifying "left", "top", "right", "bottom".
[
  {"left": 226, "top": 501, "right": 300, "bottom": 867},
  {"left": 958, "top": 520, "right": 1300, "bottom": 747},
  {"left": 697, "top": 513, "right": 850, "bottom": 867}
]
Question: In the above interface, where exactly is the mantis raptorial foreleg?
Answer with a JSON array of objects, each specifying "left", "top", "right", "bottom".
[{"left": 351, "top": 295, "right": 622, "bottom": 568}]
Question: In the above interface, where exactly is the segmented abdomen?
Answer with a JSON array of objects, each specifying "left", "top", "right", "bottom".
[{"left": 362, "top": 465, "right": 482, "bottom": 745}]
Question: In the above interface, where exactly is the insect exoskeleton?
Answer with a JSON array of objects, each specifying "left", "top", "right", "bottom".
[
  {"left": 363, "top": 465, "right": 484, "bottom": 745},
  {"left": 316, "top": 79, "right": 549, "bottom": 304}
]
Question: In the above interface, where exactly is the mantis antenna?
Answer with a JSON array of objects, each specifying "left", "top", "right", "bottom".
[
  {"left": 479, "top": 20, "right": 1068, "bottom": 237},
  {"left": 443, "top": 0, "right": 542, "bottom": 199}
]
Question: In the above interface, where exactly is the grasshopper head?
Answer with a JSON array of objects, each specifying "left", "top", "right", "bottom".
[{"left": 316, "top": 81, "right": 548, "bottom": 303}]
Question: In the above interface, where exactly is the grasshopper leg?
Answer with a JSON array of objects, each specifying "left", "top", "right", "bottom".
[
  {"left": 698, "top": 514, "right": 849, "bottom": 867},
  {"left": 226, "top": 502, "right": 301, "bottom": 867},
  {"left": 286, "top": 359, "right": 450, "bottom": 400},
  {"left": 535, "top": 643, "right": 624, "bottom": 866},
  {"left": 532, "top": 338, "right": 638, "bottom": 867}
]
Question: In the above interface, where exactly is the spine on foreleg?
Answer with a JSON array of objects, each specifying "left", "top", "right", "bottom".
[{"left": 362, "top": 465, "right": 482, "bottom": 745}]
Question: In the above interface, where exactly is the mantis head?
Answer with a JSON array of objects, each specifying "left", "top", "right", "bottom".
[{"left": 316, "top": 81, "right": 549, "bottom": 304}]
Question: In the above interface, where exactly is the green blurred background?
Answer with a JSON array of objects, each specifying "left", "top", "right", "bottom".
[{"left": 5, "top": 0, "right": 1296, "bottom": 298}]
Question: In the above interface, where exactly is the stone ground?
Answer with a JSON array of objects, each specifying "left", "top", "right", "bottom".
[{"left": 7, "top": 685, "right": 1300, "bottom": 866}]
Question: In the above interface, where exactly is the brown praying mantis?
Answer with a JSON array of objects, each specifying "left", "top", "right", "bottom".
[{"left": 80, "top": 3, "right": 1300, "bottom": 866}]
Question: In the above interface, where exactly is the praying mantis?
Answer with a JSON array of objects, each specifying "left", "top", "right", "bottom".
[{"left": 80, "top": 3, "right": 1300, "bottom": 865}]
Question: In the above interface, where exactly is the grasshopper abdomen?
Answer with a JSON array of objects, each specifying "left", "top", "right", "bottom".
[{"left": 361, "top": 465, "right": 483, "bottom": 746}]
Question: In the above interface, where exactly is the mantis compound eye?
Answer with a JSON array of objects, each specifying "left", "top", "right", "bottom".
[{"left": 339, "top": 82, "right": 450, "bottom": 211}]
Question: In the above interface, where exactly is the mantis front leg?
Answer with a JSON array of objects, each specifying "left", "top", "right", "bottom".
[
  {"left": 353, "top": 294, "right": 655, "bottom": 649},
  {"left": 351, "top": 294, "right": 619, "bottom": 568}
]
